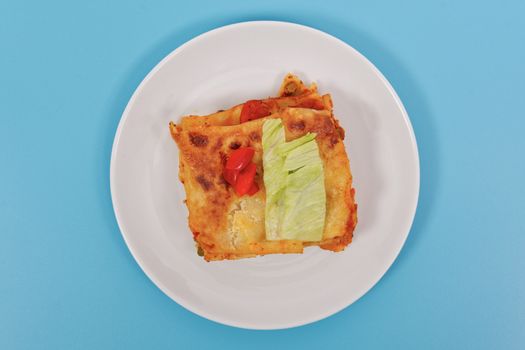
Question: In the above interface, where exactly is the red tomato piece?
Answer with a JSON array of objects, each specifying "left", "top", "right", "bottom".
[
  {"left": 234, "top": 163, "right": 257, "bottom": 196},
  {"left": 225, "top": 147, "right": 254, "bottom": 171},
  {"left": 247, "top": 182, "right": 259, "bottom": 196},
  {"left": 240, "top": 100, "right": 271, "bottom": 123},
  {"left": 223, "top": 168, "right": 239, "bottom": 186}
]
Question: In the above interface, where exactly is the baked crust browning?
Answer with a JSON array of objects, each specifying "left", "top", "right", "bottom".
[
  {"left": 171, "top": 107, "right": 356, "bottom": 261},
  {"left": 169, "top": 74, "right": 356, "bottom": 261}
]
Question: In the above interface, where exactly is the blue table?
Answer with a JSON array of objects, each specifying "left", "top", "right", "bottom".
[{"left": 2, "top": 1, "right": 524, "bottom": 348}]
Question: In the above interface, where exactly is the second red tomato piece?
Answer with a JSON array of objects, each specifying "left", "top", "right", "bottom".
[
  {"left": 225, "top": 147, "right": 255, "bottom": 171},
  {"left": 234, "top": 163, "right": 257, "bottom": 196},
  {"left": 240, "top": 100, "right": 271, "bottom": 123}
]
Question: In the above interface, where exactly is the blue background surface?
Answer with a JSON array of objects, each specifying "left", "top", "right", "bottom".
[{"left": 2, "top": 0, "right": 524, "bottom": 348}]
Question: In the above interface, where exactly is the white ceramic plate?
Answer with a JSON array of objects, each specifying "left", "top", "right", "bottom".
[{"left": 110, "top": 21, "right": 419, "bottom": 329}]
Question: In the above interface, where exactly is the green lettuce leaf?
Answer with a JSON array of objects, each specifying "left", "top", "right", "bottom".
[
  {"left": 262, "top": 119, "right": 287, "bottom": 240},
  {"left": 262, "top": 119, "right": 326, "bottom": 242},
  {"left": 283, "top": 137, "right": 320, "bottom": 172},
  {"left": 281, "top": 163, "right": 325, "bottom": 240}
]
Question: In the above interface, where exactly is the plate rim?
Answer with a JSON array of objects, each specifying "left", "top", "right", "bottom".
[{"left": 110, "top": 20, "right": 420, "bottom": 330}]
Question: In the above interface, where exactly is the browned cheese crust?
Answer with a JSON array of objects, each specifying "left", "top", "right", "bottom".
[{"left": 170, "top": 102, "right": 357, "bottom": 261}]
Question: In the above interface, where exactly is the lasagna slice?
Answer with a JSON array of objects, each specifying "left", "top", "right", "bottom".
[{"left": 170, "top": 105, "right": 357, "bottom": 261}]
